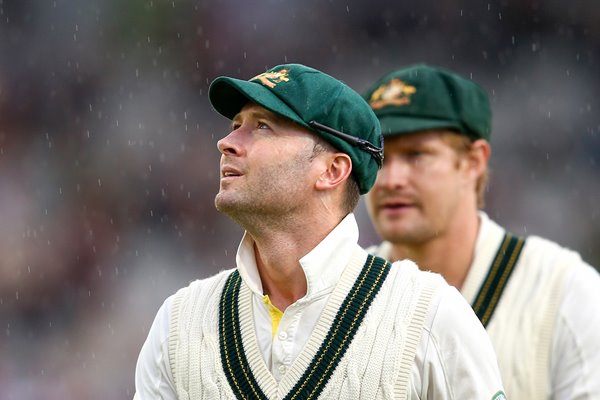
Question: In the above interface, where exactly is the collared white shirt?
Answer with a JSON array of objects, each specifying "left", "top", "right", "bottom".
[
  {"left": 237, "top": 213, "right": 359, "bottom": 381},
  {"left": 134, "top": 213, "right": 504, "bottom": 399}
]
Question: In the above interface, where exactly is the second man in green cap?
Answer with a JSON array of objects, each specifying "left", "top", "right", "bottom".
[{"left": 364, "top": 63, "right": 600, "bottom": 399}]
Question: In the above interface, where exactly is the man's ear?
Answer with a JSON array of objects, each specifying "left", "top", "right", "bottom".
[
  {"left": 466, "top": 139, "right": 491, "bottom": 180},
  {"left": 315, "top": 153, "right": 353, "bottom": 191}
]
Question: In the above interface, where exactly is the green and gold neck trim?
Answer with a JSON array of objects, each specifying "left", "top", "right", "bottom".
[
  {"left": 219, "top": 254, "right": 391, "bottom": 400},
  {"left": 472, "top": 233, "right": 525, "bottom": 327}
]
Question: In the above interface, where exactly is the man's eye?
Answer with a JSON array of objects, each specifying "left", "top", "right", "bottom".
[{"left": 258, "top": 122, "right": 270, "bottom": 129}]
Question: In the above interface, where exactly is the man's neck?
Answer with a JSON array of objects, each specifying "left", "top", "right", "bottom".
[
  {"left": 389, "top": 213, "right": 481, "bottom": 290},
  {"left": 249, "top": 211, "right": 343, "bottom": 311}
]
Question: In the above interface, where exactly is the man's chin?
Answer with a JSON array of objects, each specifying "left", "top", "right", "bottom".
[
  {"left": 214, "top": 193, "right": 236, "bottom": 214},
  {"left": 215, "top": 193, "right": 255, "bottom": 217},
  {"left": 378, "top": 221, "right": 425, "bottom": 244}
]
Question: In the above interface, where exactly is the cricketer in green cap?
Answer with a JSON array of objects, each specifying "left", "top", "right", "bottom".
[
  {"left": 363, "top": 63, "right": 491, "bottom": 141},
  {"left": 209, "top": 63, "right": 383, "bottom": 194},
  {"left": 134, "top": 62, "right": 509, "bottom": 400},
  {"left": 361, "top": 63, "right": 600, "bottom": 400}
]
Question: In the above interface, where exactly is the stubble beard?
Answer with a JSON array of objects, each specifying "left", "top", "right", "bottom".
[
  {"left": 214, "top": 155, "right": 311, "bottom": 232},
  {"left": 376, "top": 212, "right": 441, "bottom": 247},
  {"left": 214, "top": 187, "right": 285, "bottom": 230}
]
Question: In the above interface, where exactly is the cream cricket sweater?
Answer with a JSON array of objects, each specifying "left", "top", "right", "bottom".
[
  {"left": 168, "top": 248, "right": 442, "bottom": 400},
  {"left": 463, "top": 214, "right": 578, "bottom": 400},
  {"left": 370, "top": 212, "right": 594, "bottom": 400}
]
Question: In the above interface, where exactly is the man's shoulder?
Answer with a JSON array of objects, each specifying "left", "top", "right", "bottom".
[
  {"left": 381, "top": 257, "right": 451, "bottom": 312},
  {"left": 364, "top": 246, "right": 449, "bottom": 291},
  {"left": 519, "top": 234, "right": 591, "bottom": 272},
  {"left": 484, "top": 214, "right": 593, "bottom": 276},
  {"left": 494, "top": 232, "right": 600, "bottom": 315},
  {"left": 365, "top": 241, "right": 392, "bottom": 259},
  {"left": 174, "top": 267, "right": 237, "bottom": 303},
  {"left": 365, "top": 243, "right": 378, "bottom": 254}
]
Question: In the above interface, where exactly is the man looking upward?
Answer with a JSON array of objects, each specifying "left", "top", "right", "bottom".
[{"left": 133, "top": 63, "right": 506, "bottom": 399}]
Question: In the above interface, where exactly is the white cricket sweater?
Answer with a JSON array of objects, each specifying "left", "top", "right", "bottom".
[
  {"left": 168, "top": 248, "right": 440, "bottom": 399},
  {"left": 370, "top": 211, "right": 600, "bottom": 399},
  {"left": 134, "top": 213, "right": 506, "bottom": 399}
]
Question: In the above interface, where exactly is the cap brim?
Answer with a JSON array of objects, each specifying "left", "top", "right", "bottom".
[
  {"left": 377, "top": 114, "right": 462, "bottom": 137},
  {"left": 208, "top": 77, "right": 308, "bottom": 129}
]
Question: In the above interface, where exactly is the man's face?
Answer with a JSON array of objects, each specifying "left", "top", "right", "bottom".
[
  {"left": 366, "top": 130, "right": 471, "bottom": 245},
  {"left": 215, "top": 103, "right": 319, "bottom": 221}
]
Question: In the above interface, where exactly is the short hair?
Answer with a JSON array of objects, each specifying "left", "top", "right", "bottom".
[{"left": 441, "top": 132, "right": 489, "bottom": 209}]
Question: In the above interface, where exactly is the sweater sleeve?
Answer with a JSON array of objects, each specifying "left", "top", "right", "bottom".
[
  {"left": 550, "top": 262, "right": 600, "bottom": 399},
  {"left": 415, "top": 284, "right": 505, "bottom": 399},
  {"left": 133, "top": 295, "right": 177, "bottom": 400}
]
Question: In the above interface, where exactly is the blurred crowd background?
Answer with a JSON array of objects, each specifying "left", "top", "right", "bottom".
[{"left": 1, "top": 0, "right": 598, "bottom": 398}]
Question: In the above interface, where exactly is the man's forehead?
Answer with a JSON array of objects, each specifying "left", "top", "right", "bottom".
[
  {"left": 390, "top": 129, "right": 452, "bottom": 140},
  {"left": 233, "top": 102, "right": 283, "bottom": 122},
  {"left": 384, "top": 129, "right": 458, "bottom": 148},
  {"left": 232, "top": 102, "right": 308, "bottom": 132}
]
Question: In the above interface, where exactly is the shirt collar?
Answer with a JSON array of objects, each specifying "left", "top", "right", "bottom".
[
  {"left": 461, "top": 210, "right": 507, "bottom": 301},
  {"left": 236, "top": 213, "right": 360, "bottom": 300}
]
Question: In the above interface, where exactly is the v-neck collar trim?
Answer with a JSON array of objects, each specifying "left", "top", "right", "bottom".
[{"left": 231, "top": 246, "right": 370, "bottom": 397}]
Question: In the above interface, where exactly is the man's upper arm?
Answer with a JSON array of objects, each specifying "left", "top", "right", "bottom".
[
  {"left": 422, "top": 285, "right": 505, "bottom": 400},
  {"left": 551, "top": 263, "right": 600, "bottom": 399},
  {"left": 134, "top": 296, "right": 176, "bottom": 400}
]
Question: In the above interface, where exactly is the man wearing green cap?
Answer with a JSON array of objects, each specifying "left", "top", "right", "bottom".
[
  {"left": 363, "top": 64, "right": 600, "bottom": 400},
  {"left": 133, "top": 63, "right": 506, "bottom": 399}
]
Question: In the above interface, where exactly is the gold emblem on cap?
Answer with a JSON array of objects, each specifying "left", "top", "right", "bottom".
[
  {"left": 251, "top": 68, "right": 290, "bottom": 88},
  {"left": 369, "top": 78, "right": 416, "bottom": 109}
]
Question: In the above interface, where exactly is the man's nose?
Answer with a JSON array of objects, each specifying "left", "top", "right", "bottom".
[
  {"left": 217, "top": 127, "right": 246, "bottom": 156},
  {"left": 376, "top": 157, "right": 409, "bottom": 190}
]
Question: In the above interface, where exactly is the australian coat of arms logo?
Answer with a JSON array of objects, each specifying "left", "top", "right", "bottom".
[
  {"left": 250, "top": 69, "right": 290, "bottom": 88},
  {"left": 369, "top": 78, "right": 416, "bottom": 109}
]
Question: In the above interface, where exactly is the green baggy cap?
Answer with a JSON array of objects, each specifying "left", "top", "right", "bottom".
[
  {"left": 363, "top": 64, "right": 491, "bottom": 141},
  {"left": 208, "top": 63, "right": 383, "bottom": 194}
]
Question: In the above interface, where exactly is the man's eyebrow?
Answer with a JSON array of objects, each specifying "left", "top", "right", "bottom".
[{"left": 231, "top": 109, "right": 279, "bottom": 126}]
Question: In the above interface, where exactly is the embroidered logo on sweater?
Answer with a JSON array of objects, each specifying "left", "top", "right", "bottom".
[{"left": 491, "top": 390, "right": 507, "bottom": 400}]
